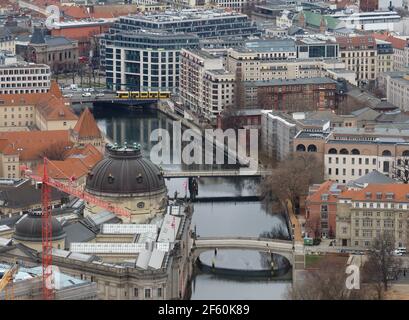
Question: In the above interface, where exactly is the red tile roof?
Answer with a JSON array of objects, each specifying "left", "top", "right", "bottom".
[
  {"left": 36, "top": 144, "right": 103, "bottom": 180},
  {"left": 306, "top": 181, "right": 345, "bottom": 203},
  {"left": 373, "top": 33, "right": 408, "bottom": 50},
  {"left": 339, "top": 184, "right": 409, "bottom": 202},
  {"left": 336, "top": 35, "right": 376, "bottom": 50},
  {"left": 0, "top": 130, "right": 72, "bottom": 161},
  {"left": 0, "top": 81, "right": 77, "bottom": 121},
  {"left": 73, "top": 107, "right": 102, "bottom": 139}
]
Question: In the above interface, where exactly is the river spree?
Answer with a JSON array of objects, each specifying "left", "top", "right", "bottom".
[{"left": 93, "top": 106, "right": 290, "bottom": 300}]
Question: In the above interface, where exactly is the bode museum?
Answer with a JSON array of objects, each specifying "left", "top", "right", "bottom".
[{"left": 0, "top": 143, "right": 194, "bottom": 300}]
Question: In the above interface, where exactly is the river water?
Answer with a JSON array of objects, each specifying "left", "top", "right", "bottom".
[{"left": 93, "top": 106, "right": 290, "bottom": 300}]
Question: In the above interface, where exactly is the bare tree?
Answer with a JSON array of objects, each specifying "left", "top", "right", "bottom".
[
  {"left": 261, "top": 152, "right": 324, "bottom": 212},
  {"left": 40, "top": 142, "right": 72, "bottom": 161},
  {"left": 287, "top": 255, "right": 377, "bottom": 300},
  {"left": 337, "top": 95, "right": 372, "bottom": 114},
  {"left": 392, "top": 158, "right": 409, "bottom": 183},
  {"left": 362, "top": 232, "right": 402, "bottom": 299}
]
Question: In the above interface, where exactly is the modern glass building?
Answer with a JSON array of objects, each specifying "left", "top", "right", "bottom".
[
  {"left": 104, "top": 30, "right": 199, "bottom": 92},
  {"left": 102, "top": 9, "right": 261, "bottom": 92}
]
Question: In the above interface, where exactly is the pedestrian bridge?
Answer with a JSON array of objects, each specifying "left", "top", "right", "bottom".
[{"left": 192, "top": 236, "right": 305, "bottom": 268}]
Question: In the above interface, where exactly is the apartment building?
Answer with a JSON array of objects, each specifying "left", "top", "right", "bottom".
[
  {"left": 246, "top": 77, "right": 338, "bottom": 110},
  {"left": 0, "top": 28, "right": 15, "bottom": 54},
  {"left": 373, "top": 33, "right": 409, "bottom": 71},
  {"left": 376, "top": 39, "right": 394, "bottom": 74},
  {"left": 337, "top": 35, "right": 377, "bottom": 83},
  {"left": 385, "top": 73, "right": 409, "bottom": 111},
  {"left": 0, "top": 58, "right": 51, "bottom": 95},
  {"left": 179, "top": 49, "right": 235, "bottom": 120},
  {"left": 336, "top": 183, "right": 409, "bottom": 248},
  {"left": 104, "top": 30, "right": 199, "bottom": 92},
  {"left": 226, "top": 38, "right": 353, "bottom": 84}
]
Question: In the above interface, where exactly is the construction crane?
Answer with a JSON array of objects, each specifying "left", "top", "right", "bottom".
[
  {"left": 24, "top": 157, "right": 132, "bottom": 299},
  {"left": 0, "top": 262, "right": 19, "bottom": 300}
]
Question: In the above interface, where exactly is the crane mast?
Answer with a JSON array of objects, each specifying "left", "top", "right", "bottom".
[{"left": 24, "top": 157, "right": 132, "bottom": 299}]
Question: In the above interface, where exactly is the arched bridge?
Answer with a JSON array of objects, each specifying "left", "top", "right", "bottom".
[{"left": 192, "top": 236, "right": 305, "bottom": 268}]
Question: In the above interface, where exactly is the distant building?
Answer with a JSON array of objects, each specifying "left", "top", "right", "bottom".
[
  {"left": 246, "top": 77, "right": 338, "bottom": 111},
  {"left": 0, "top": 28, "right": 15, "bottom": 54},
  {"left": 336, "top": 183, "right": 409, "bottom": 248},
  {"left": 294, "top": 125, "right": 409, "bottom": 183},
  {"left": 329, "top": 11, "right": 400, "bottom": 31},
  {"left": 0, "top": 82, "right": 77, "bottom": 131},
  {"left": 337, "top": 35, "right": 378, "bottom": 83},
  {"left": 359, "top": 0, "right": 379, "bottom": 12},
  {"left": 306, "top": 181, "right": 345, "bottom": 238},
  {"left": 385, "top": 73, "right": 409, "bottom": 111},
  {"left": 296, "top": 37, "right": 339, "bottom": 59},
  {"left": 0, "top": 59, "right": 51, "bottom": 95},
  {"left": 0, "top": 179, "right": 67, "bottom": 217},
  {"left": 179, "top": 49, "right": 235, "bottom": 121},
  {"left": 26, "top": 28, "right": 79, "bottom": 73}
]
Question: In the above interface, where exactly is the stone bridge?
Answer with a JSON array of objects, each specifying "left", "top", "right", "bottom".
[{"left": 191, "top": 236, "right": 305, "bottom": 268}]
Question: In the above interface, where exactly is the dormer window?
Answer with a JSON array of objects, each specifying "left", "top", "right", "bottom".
[
  {"left": 386, "top": 192, "right": 394, "bottom": 200},
  {"left": 107, "top": 174, "right": 115, "bottom": 184},
  {"left": 321, "top": 194, "right": 329, "bottom": 201},
  {"left": 376, "top": 192, "right": 382, "bottom": 200},
  {"left": 365, "top": 192, "right": 371, "bottom": 199}
]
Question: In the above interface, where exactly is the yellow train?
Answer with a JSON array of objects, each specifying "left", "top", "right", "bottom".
[{"left": 116, "top": 91, "right": 171, "bottom": 99}]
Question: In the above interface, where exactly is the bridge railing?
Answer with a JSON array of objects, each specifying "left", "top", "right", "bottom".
[{"left": 195, "top": 236, "right": 292, "bottom": 244}]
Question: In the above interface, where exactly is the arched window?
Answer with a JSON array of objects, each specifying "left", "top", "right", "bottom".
[
  {"left": 307, "top": 144, "right": 317, "bottom": 152},
  {"left": 351, "top": 149, "right": 360, "bottom": 155},
  {"left": 340, "top": 148, "right": 349, "bottom": 154},
  {"left": 296, "top": 144, "right": 306, "bottom": 152},
  {"left": 382, "top": 150, "right": 392, "bottom": 157},
  {"left": 402, "top": 150, "right": 409, "bottom": 157},
  {"left": 328, "top": 148, "right": 337, "bottom": 154}
]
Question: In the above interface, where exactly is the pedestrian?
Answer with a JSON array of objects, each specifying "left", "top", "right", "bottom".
[{"left": 214, "top": 248, "right": 217, "bottom": 256}]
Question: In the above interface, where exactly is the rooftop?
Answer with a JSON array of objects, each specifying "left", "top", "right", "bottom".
[
  {"left": 124, "top": 9, "right": 249, "bottom": 23},
  {"left": 245, "top": 77, "right": 337, "bottom": 87}
]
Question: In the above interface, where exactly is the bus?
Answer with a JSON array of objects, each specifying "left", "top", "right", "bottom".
[{"left": 116, "top": 91, "right": 171, "bottom": 99}]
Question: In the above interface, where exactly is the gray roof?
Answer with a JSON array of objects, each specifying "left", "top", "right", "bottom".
[
  {"left": 30, "top": 28, "right": 45, "bottom": 44},
  {"left": 347, "top": 170, "right": 397, "bottom": 187},
  {"left": 0, "top": 179, "right": 66, "bottom": 209},
  {"left": 44, "top": 36, "right": 74, "bottom": 46},
  {"left": 63, "top": 222, "right": 97, "bottom": 248}
]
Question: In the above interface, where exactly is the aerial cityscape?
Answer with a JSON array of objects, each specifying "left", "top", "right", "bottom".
[{"left": 0, "top": 0, "right": 409, "bottom": 304}]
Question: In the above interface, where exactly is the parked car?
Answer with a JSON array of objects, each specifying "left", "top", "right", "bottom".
[
  {"left": 63, "top": 93, "right": 73, "bottom": 98},
  {"left": 82, "top": 92, "right": 92, "bottom": 97},
  {"left": 96, "top": 93, "right": 105, "bottom": 97},
  {"left": 393, "top": 249, "right": 403, "bottom": 256}
]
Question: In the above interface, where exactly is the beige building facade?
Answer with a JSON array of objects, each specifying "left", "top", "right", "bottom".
[{"left": 336, "top": 184, "right": 409, "bottom": 248}]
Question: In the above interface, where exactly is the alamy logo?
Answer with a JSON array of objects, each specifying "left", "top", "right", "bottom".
[
  {"left": 149, "top": 121, "right": 259, "bottom": 175},
  {"left": 44, "top": 265, "right": 61, "bottom": 290},
  {"left": 45, "top": 5, "right": 60, "bottom": 30},
  {"left": 345, "top": 264, "right": 360, "bottom": 290}
]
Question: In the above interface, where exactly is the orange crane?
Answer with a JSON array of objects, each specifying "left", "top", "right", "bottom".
[
  {"left": 0, "top": 262, "right": 19, "bottom": 300},
  {"left": 24, "top": 157, "right": 132, "bottom": 299}
]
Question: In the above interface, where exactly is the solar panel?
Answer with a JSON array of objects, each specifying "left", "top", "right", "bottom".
[{"left": 101, "top": 224, "right": 157, "bottom": 234}]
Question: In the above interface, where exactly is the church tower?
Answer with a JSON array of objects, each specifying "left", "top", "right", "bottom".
[{"left": 71, "top": 108, "right": 105, "bottom": 153}]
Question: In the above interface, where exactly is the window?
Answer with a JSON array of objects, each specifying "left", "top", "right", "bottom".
[
  {"left": 342, "top": 227, "right": 347, "bottom": 234},
  {"left": 157, "top": 288, "right": 162, "bottom": 298},
  {"left": 134, "top": 288, "right": 139, "bottom": 297},
  {"left": 145, "top": 288, "right": 151, "bottom": 299}
]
